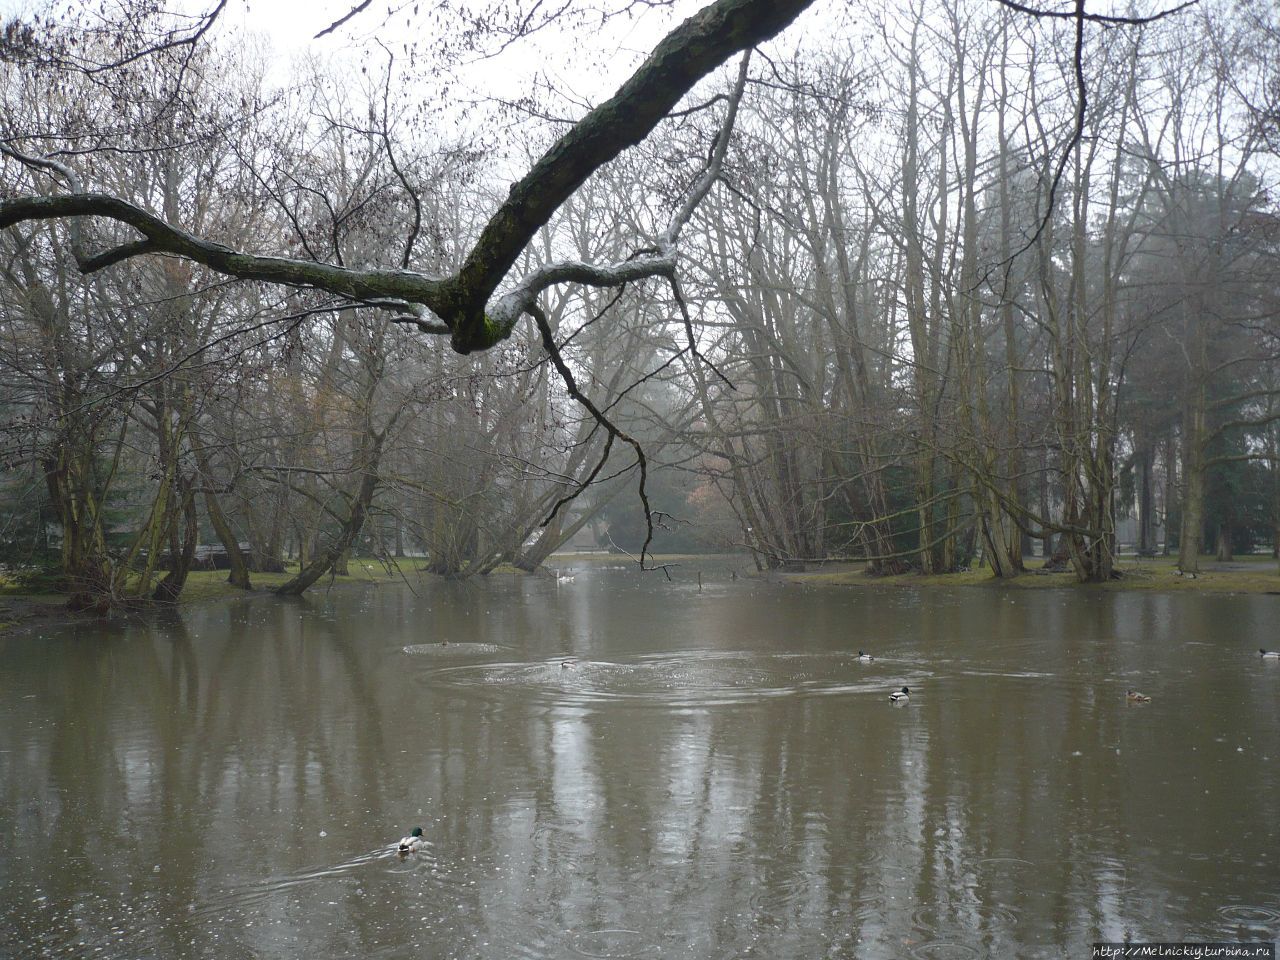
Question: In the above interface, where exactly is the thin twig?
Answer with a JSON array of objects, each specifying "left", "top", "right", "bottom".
[
  {"left": 529, "top": 303, "right": 657, "bottom": 567},
  {"left": 314, "top": 1, "right": 373, "bottom": 39},
  {"left": 979, "top": 0, "right": 1198, "bottom": 287}
]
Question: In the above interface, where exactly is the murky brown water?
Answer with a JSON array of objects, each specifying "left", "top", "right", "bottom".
[{"left": 2, "top": 566, "right": 1279, "bottom": 958}]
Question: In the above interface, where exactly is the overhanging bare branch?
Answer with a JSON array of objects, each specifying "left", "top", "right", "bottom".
[{"left": 0, "top": 0, "right": 813, "bottom": 357}]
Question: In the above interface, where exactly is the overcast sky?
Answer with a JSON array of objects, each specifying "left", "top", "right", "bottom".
[
  {"left": 0, "top": 0, "right": 835, "bottom": 108},
  {"left": 221, "top": 0, "right": 721, "bottom": 106}
]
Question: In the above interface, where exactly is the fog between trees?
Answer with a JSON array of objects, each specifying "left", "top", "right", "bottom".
[{"left": 0, "top": 0, "right": 1277, "bottom": 606}]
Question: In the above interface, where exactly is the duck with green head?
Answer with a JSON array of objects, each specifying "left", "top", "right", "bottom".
[{"left": 398, "top": 827, "right": 425, "bottom": 854}]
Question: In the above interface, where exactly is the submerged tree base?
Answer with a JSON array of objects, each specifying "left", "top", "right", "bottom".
[
  {"left": 0, "top": 556, "right": 541, "bottom": 627},
  {"left": 7, "top": 554, "right": 1280, "bottom": 637}
]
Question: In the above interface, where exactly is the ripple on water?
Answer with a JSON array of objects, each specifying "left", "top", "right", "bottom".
[
  {"left": 425, "top": 651, "right": 933, "bottom": 709},
  {"left": 570, "top": 927, "right": 657, "bottom": 958},
  {"left": 974, "top": 857, "right": 1037, "bottom": 880},
  {"left": 402, "top": 642, "right": 507, "bottom": 657},
  {"left": 1217, "top": 904, "right": 1280, "bottom": 927},
  {"left": 187, "top": 845, "right": 443, "bottom": 922},
  {"left": 909, "top": 942, "right": 982, "bottom": 960},
  {"left": 911, "top": 901, "right": 1020, "bottom": 934}
]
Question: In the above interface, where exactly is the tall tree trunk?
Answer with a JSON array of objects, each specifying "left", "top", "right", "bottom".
[
  {"left": 1178, "top": 300, "right": 1208, "bottom": 574},
  {"left": 1162, "top": 434, "right": 1177, "bottom": 556},
  {"left": 1216, "top": 522, "right": 1233, "bottom": 562},
  {"left": 996, "top": 31, "right": 1026, "bottom": 572},
  {"left": 43, "top": 447, "right": 113, "bottom": 610},
  {"left": 153, "top": 474, "right": 198, "bottom": 603},
  {"left": 1136, "top": 444, "right": 1156, "bottom": 555}
]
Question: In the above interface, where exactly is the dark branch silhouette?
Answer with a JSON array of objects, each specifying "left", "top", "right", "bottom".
[
  {"left": 314, "top": 1, "right": 374, "bottom": 39},
  {"left": 982, "top": 0, "right": 1200, "bottom": 278},
  {"left": 1, "top": 0, "right": 814, "bottom": 358},
  {"left": 992, "top": 0, "right": 1197, "bottom": 26}
]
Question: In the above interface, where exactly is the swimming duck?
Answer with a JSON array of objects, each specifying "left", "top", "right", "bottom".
[
  {"left": 1125, "top": 689, "right": 1152, "bottom": 702},
  {"left": 1260, "top": 649, "right": 1280, "bottom": 660},
  {"left": 856, "top": 651, "right": 874, "bottom": 662},
  {"left": 560, "top": 659, "right": 575, "bottom": 669},
  {"left": 397, "top": 827, "right": 425, "bottom": 853},
  {"left": 889, "top": 686, "right": 910, "bottom": 703}
]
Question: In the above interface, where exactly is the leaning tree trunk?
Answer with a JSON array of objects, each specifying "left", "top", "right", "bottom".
[
  {"left": 275, "top": 432, "right": 385, "bottom": 596},
  {"left": 514, "top": 469, "right": 635, "bottom": 572}
]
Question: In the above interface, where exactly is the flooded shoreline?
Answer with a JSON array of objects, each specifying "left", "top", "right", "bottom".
[{"left": 3, "top": 568, "right": 1279, "bottom": 957}]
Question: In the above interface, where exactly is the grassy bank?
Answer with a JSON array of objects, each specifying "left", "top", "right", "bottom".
[
  {"left": 0, "top": 557, "right": 540, "bottom": 631},
  {"left": 480, "top": 549, "right": 1280, "bottom": 594},
  {"left": 785, "top": 554, "right": 1280, "bottom": 594},
  {"left": 173, "top": 557, "right": 441, "bottom": 603},
  {"left": 5, "top": 552, "right": 1278, "bottom": 635}
]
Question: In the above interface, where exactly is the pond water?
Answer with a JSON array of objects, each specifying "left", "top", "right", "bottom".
[{"left": 2, "top": 565, "right": 1279, "bottom": 958}]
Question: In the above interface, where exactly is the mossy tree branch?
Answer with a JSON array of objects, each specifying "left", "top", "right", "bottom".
[{"left": 0, "top": 0, "right": 815, "bottom": 354}]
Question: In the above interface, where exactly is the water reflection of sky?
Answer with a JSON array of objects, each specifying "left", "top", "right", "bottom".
[{"left": 1, "top": 570, "right": 1278, "bottom": 958}]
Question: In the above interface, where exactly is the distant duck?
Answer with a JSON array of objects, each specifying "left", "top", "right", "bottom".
[
  {"left": 856, "top": 651, "right": 874, "bottom": 662},
  {"left": 1126, "top": 689, "right": 1152, "bottom": 702},
  {"left": 889, "top": 686, "right": 910, "bottom": 703},
  {"left": 1260, "top": 649, "right": 1280, "bottom": 660},
  {"left": 560, "top": 659, "right": 575, "bottom": 670},
  {"left": 397, "top": 827, "right": 425, "bottom": 854}
]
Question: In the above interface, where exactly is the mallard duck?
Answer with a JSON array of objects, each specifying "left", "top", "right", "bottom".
[
  {"left": 397, "top": 827, "right": 425, "bottom": 853},
  {"left": 856, "top": 651, "right": 874, "bottom": 662},
  {"left": 1125, "top": 689, "right": 1152, "bottom": 702},
  {"left": 1260, "top": 649, "right": 1280, "bottom": 660},
  {"left": 889, "top": 686, "right": 910, "bottom": 703}
]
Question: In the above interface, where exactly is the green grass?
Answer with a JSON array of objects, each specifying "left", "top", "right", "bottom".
[
  {"left": 544, "top": 549, "right": 1280, "bottom": 593},
  {"left": 0, "top": 585, "right": 64, "bottom": 601},
  {"left": 0, "top": 556, "right": 450, "bottom": 613},
  {"left": 7, "top": 552, "right": 1276, "bottom": 626},
  {"left": 788, "top": 554, "right": 1280, "bottom": 594},
  {"left": 176, "top": 557, "right": 448, "bottom": 603}
]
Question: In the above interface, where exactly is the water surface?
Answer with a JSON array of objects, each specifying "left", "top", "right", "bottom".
[{"left": 2, "top": 567, "right": 1278, "bottom": 957}]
